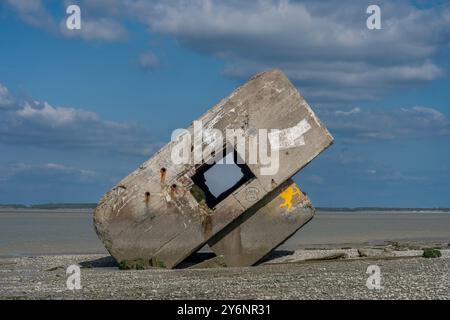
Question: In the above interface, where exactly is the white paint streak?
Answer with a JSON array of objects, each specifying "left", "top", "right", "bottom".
[{"left": 269, "top": 119, "right": 311, "bottom": 151}]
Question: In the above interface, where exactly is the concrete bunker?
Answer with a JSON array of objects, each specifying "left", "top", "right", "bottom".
[{"left": 94, "top": 69, "right": 334, "bottom": 269}]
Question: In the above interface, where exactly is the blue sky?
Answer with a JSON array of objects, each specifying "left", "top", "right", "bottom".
[{"left": 0, "top": 0, "right": 449, "bottom": 207}]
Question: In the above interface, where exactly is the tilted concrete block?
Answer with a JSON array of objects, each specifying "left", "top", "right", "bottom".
[
  {"left": 94, "top": 70, "right": 333, "bottom": 269},
  {"left": 208, "top": 179, "right": 314, "bottom": 267}
]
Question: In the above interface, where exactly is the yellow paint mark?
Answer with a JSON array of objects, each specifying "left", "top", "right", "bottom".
[{"left": 279, "top": 185, "right": 302, "bottom": 211}]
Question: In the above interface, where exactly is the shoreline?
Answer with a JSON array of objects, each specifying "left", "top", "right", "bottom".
[
  {"left": 2, "top": 209, "right": 450, "bottom": 258},
  {"left": 1, "top": 237, "right": 449, "bottom": 260}
]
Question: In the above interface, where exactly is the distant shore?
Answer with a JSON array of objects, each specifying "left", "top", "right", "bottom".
[
  {"left": 0, "top": 203, "right": 97, "bottom": 210},
  {"left": 1, "top": 203, "right": 450, "bottom": 211}
]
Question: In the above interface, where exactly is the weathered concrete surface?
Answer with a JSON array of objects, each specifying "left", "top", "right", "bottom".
[
  {"left": 94, "top": 69, "right": 333, "bottom": 268},
  {"left": 208, "top": 179, "right": 315, "bottom": 267}
]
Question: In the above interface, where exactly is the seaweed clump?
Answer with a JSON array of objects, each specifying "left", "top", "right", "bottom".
[{"left": 422, "top": 248, "right": 442, "bottom": 258}]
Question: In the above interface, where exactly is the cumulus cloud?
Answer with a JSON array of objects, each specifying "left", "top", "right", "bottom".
[
  {"left": 126, "top": 0, "right": 449, "bottom": 103},
  {"left": 0, "top": 84, "right": 14, "bottom": 108},
  {"left": 74, "top": 0, "right": 127, "bottom": 17},
  {"left": 134, "top": 0, "right": 450, "bottom": 63},
  {"left": 6, "top": 0, "right": 57, "bottom": 31},
  {"left": 5, "top": 1, "right": 449, "bottom": 103},
  {"left": 4, "top": 0, "right": 128, "bottom": 42},
  {"left": 0, "top": 83, "right": 160, "bottom": 156},
  {"left": 59, "top": 17, "right": 128, "bottom": 42},
  {"left": 16, "top": 102, "right": 98, "bottom": 127},
  {"left": 322, "top": 106, "right": 450, "bottom": 143}
]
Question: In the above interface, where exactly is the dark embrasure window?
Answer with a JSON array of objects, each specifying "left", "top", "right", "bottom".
[{"left": 190, "top": 149, "right": 255, "bottom": 209}]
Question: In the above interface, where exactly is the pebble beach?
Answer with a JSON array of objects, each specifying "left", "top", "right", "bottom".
[{"left": 1, "top": 251, "right": 449, "bottom": 299}]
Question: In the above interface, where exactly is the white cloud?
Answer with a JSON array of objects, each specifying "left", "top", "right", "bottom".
[
  {"left": 59, "top": 17, "right": 128, "bottom": 42},
  {"left": 5, "top": 0, "right": 128, "bottom": 42},
  {"left": 335, "top": 107, "right": 360, "bottom": 116},
  {"left": 4, "top": 0, "right": 450, "bottom": 105},
  {"left": 139, "top": 0, "right": 449, "bottom": 64},
  {"left": 137, "top": 51, "right": 160, "bottom": 71},
  {"left": 126, "top": 0, "right": 449, "bottom": 103},
  {"left": 323, "top": 106, "right": 450, "bottom": 142},
  {"left": 0, "top": 84, "right": 14, "bottom": 108},
  {"left": 43, "top": 163, "right": 96, "bottom": 180},
  {"left": 17, "top": 102, "right": 98, "bottom": 127},
  {"left": 5, "top": 1, "right": 449, "bottom": 102},
  {"left": 6, "top": 0, "right": 56, "bottom": 31},
  {"left": 0, "top": 83, "right": 160, "bottom": 156}
]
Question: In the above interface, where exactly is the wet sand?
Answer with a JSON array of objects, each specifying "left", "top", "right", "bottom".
[{"left": 1, "top": 209, "right": 449, "bottom": 257}]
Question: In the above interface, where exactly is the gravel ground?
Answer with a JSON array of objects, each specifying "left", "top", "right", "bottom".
[{"left": 1, "top": 253, "right": 449, "bottom": 300}]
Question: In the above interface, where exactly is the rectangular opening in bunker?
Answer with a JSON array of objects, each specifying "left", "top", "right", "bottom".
[{"left": 190, "top": 149, "right": 255, "bottom": 209}]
